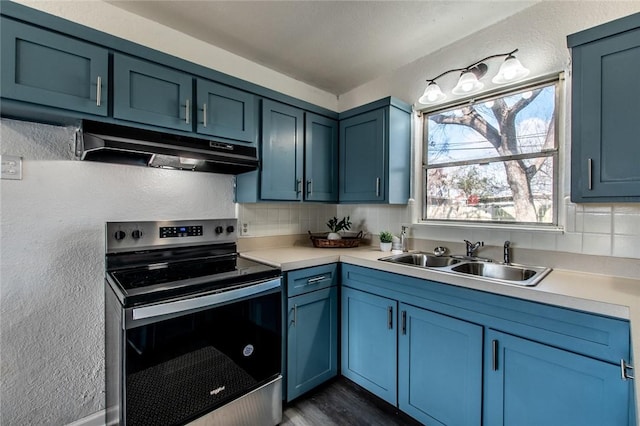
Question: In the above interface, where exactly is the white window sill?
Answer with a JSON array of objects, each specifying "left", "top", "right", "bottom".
[{"left": 413, "top": 220, "right": 565, "bottom": 234}]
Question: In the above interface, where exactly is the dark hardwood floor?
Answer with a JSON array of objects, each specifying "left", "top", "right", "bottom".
[{"left": 280, "top": 378, "right": 423, "bottom": 426}]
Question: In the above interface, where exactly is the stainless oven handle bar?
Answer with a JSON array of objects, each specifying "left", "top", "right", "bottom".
[{"left": 132, "top": 277, "right": 281, "bottom": 320}]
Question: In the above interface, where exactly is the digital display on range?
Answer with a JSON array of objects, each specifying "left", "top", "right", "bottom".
[{"left": 159, "top": 225, "right": 203, "bottom": 238}]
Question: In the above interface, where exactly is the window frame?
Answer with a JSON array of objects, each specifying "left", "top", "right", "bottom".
[{"left": 420, "top": 76, "right": 561, "bottom": 227}]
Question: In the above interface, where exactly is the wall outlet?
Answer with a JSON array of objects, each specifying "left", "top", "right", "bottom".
[
  {"left": 1, "top": 155, "right": 22, "bottom": 180},
  {"left": 241, "top": 222, "right": 252, "bottom": 236}
]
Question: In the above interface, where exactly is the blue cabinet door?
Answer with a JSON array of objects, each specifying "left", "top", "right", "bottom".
[
  {"left": 484, "top": 329, "right": 630, "bottom": 426},
  {"left": 260, "top": 100, "right": 304, "bottom": 201},
  {"left": 398, "top": 304, "right": 482, "bottom": 426},
  {"left": 341, "top": 287, "right": 397, "bottom": 405},
  {"left": 195, "top": 79, "right": 256, "bottom": 144},
  {"left": 1, "top": 17, "right": 108, "bottom": 116},
  {"left": 570, "top": 20, "right": 640, "bottom": 202},
  {"left": 339, "top": 109, "right": 385, "bottom": 202},
  {"left": 286, "top": 287, "right": 338, "bottom": 401},
  {"left": 305, "top": 113, "right": 338, "bottom": 202},
  {"left": 113, "top": 54, "right": 193, "bottom": 132}
]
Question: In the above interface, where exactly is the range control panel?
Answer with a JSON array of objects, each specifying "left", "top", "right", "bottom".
[
  {"left": 160, "top": 225, "right": 203, "bottom": 238},
  {"left": 106, "top": 219, "right": 237, "bottom": 253}
]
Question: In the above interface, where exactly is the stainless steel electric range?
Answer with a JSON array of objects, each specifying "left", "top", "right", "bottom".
[{"left": 104, "top": 219, "right": 282, "bottom": 426}]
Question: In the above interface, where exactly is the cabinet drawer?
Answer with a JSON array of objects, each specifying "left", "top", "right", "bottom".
[{"left": 286, "top": 264, "right": 337, "bottom": 297}]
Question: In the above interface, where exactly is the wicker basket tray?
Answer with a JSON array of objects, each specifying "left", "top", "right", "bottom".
[{"left": 308, "top": 231, "right": 364, "bottom": 248}]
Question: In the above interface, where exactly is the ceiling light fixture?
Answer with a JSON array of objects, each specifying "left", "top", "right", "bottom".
[{"left": 418, "top": 49, "right": 529, "bottom": 105}]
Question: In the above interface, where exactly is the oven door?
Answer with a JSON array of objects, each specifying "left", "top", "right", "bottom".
[{"left": 122, "top": 277, "right": 282, "bottom": 426}]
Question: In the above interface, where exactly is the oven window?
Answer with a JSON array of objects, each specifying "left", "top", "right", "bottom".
[{"left": 124, "top": 290, "right": 281, "bottom": 425}]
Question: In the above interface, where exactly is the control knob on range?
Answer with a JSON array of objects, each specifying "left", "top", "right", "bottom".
[
  {"left": 215, "top": 226, "right": 224, "bottom": 235},
  {"left": 226, "top": 225, "right": 235, "bottom": 233},
  {"left": 114, "top": 230, "right": 126, "bottom": 241},
  {"left": 131, "top": 230, "right": 142, "bottom": 239}
]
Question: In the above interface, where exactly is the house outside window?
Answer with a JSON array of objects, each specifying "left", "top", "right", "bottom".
[{"left": 422, "top": 79, "right": 559, "bottom": 226}]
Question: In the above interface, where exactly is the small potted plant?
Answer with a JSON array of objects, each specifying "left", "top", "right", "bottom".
[
  {"left": 326, "top": 216, "right": 352, "bottom": 240},
  {"left": 379, "top": 231, "right": 394, "bottom": 252}
]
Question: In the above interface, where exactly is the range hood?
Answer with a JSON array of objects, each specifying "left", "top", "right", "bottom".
[{"left": 76, "top": 121, "right": 259, "bottom": 174}]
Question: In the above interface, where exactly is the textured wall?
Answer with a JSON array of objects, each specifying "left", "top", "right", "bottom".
[{"left": 0, "top": 118, "right": 235, "bottom": 425}]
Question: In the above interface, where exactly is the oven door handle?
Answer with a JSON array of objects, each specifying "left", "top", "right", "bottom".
[{"left": 132, "top": 277, "right": 281, "bottom": 320}]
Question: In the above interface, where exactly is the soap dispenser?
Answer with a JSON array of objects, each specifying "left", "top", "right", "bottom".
[{"left": 400, "top": 226, "right": 408, "bottom": 252}]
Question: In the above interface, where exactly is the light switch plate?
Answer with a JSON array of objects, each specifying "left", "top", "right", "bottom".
[{"left": 1, "top": 155, "right": 23, "bottom": 180}]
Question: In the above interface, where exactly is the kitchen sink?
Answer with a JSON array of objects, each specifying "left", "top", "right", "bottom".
[
  {"left": 381, "top": 253, "right": 461, "bottom": 268},
  {"left": 379, "top": 252, "right": 551, "bottom": 286}
]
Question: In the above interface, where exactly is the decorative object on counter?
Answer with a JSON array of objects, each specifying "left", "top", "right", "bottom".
[
  {"left": 418, "top": 48, "right": 529, "bottom": 105},
  {"left": 379, "top": 231, "right": 394, "bottom": 252},
  {"left": 325, "top": 216, "right": 352, "bottom": 240},
  {"left": 308, "top": 230, "right": 364, "bottom": 248}
]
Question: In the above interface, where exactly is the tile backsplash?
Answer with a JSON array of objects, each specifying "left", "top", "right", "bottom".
[{"left": 237, "top": 198, "right": 640, "bottom": 260}]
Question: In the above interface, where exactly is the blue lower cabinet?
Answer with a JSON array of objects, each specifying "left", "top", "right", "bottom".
[
  {"left": 341, "top": 287, "right": 397, "bottom": 405},
  {"left": 286, "top": 287, "right": 338, "bottom": 401},
  {"left": 398, "top": 304, "right": 483, "bottom": 426},
  {"left": 484, "top": 329, "right": 631, "bottom": 426}
]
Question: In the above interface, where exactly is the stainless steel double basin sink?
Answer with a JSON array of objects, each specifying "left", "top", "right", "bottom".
[{"left": 379, "top": 252, "right": 551, "bottom": 286}]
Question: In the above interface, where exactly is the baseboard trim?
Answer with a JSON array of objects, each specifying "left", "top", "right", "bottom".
[{"left": 66, "top": 410, "right": 105, "bottom": 426}]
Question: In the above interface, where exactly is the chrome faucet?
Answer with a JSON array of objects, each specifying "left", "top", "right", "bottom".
[
  {"left": 503, "top": 241, "right": 511, "bottom": 264},
  {"left": 464, "top": 240, "right": 484, "bottom": 257}
]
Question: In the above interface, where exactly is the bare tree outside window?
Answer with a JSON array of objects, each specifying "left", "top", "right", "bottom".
[{"left": 423, "top": 81, "right": 558, "bottom": 224}]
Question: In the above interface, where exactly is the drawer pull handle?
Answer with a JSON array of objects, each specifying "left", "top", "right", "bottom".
[
  {"left": 401, "top": 310, "right": 407, "bottom": 335},
  {"left": 185, "top": 99, "right": 191, "bottom": 124},
  {"left": 387, "top": 306, "right": 393, "bottom": 329},
  {"left": 296, "top": 178, "right": 302, "bottom": 194},
  {"left": 203, "top": 103, "right": 207, "bottom": 127},
  {"left": 307, "top": 276, "right": 325, "bottom": 284},
  {"left": 307, "top": 179, "right": 312, "bottom": 197},
  {"left": 96, "top": 76, "right": 102, "bottom": 107},
  {"left": 292, "top": 304, "right": 298, "bottom": 327},
  {"left": 587, "top": 158, "right": 593, "bottom": 190},
  {"left": 621, "top": 359, "right": 634, "bottom": 380},
  {"left": 492, "top": 339, "right": 499, "bottom": 371},
  {"left": 376, "top": 177, "right": 381, "bottom": 197}
]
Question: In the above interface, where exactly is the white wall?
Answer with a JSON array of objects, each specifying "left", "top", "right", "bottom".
[
  {"left": 0, "top": 119, "right": 236, "bottom": 424},
  {"left": 14, "top": 0, "right": 338, "bottom": 112}
]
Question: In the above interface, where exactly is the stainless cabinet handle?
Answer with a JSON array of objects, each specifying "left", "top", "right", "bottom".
[
  {"left": 96, "top": 76, "right": 102, "bottom": 107},
  {"left": 621, "top": 359, "right": 634, "bottom": 380},
  {"left": 296, "top": 178, "right": 302, "bottom": 194},
  {"left": 387, "top": 306, "right": 393, "bottom": 329},
  {"left": 587, "top": 158, "right": 592, "bottom": 190},
  {"left": 401, "top": 310, "right": 407, "bottom": 335},
  {"left": 203, "top": 103, "right": 207, "bottom": 127},
  {"left": 492, "top": 339, "right": 498, "bottom": 371},
  {"left": 185, "top": 99, "right": 190, "bottom": 124},
  {"left": 307, "top": 276, "right": 325, "bottom": 284},
  {"left": 376, "top": 177, "right": 381, "bottom": 197},
  {"left": 292, "top": 304, "right": 298, "bottom": 327},
  {"left": 307, "top": 180, "right": 312, "bottom": 197}
]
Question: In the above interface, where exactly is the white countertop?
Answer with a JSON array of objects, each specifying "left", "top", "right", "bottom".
[{"left": 242, "top": 244, "right": 640, "bottom": 416}]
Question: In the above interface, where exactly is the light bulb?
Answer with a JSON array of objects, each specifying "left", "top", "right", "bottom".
[
  {"left": 492, "top": 55, "right": 530, "bottom": 84},
  {"left": 419, "top": 82, "right": 446, "bottom": 104},
  {"left": 452, "top": 71, "right": 484, "bottom": 95}
]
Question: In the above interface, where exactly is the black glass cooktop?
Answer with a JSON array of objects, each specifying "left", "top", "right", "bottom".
[{"left": 107, "top": 254, "right": 280, "bottom": 307}]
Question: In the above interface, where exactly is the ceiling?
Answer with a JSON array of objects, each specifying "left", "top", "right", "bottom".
[{"left": 107, "top": 1, "right": 538, "bottom": 95}]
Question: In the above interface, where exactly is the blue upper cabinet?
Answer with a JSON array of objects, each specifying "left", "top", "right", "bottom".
[
  {"left": 113, "top": 54, "right": 193, "bottom": 132},
  {"left": 398, "top": 304, "right": 483, "bottom": 426},
  {"left": 196, "top": 79, "right": 256, "bottom": 144},
  {"left": 305, "top": 113, "right": 339, "bottom": 202},
  {"left": 1, "top": 17, "right": 108, "bottom": 116},
  {"left": 236, "top": 101, "right": 338, "bottom": 203},
  {"left": 484, "top": 329, "right": 631, "bottom": 426},
  {"left": 260, "top": 100, "right": 305, "bottom": 200},
  {"left": 568, "top": 13, "right": 640, "bottom": 202},
  {"left": 339, "top": 97, "right": 411, "bottom": 204}
]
